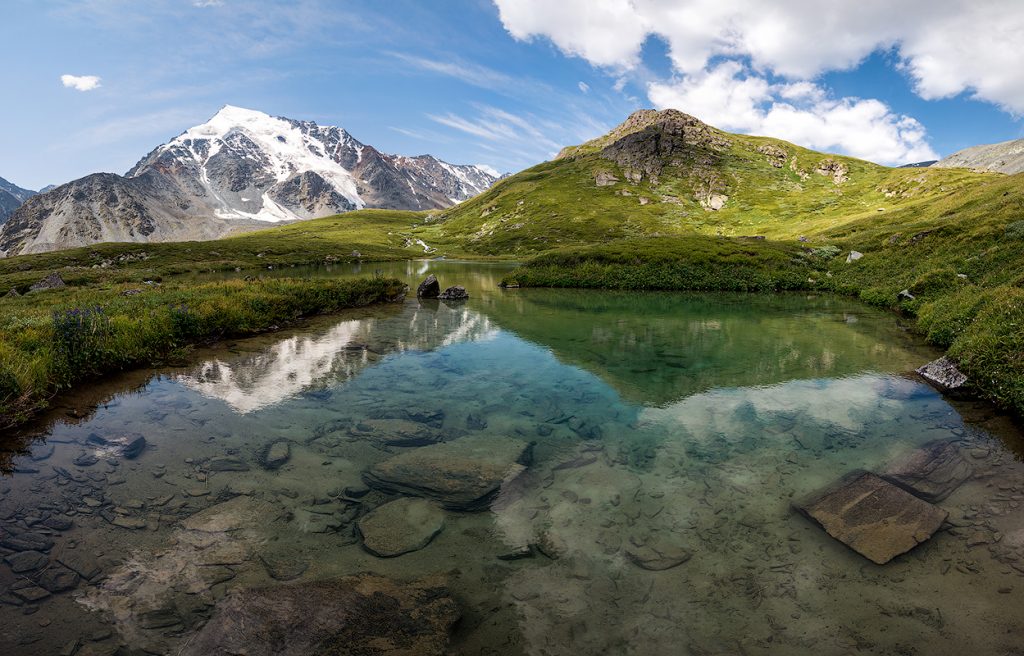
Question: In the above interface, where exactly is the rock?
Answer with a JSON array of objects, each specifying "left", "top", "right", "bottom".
[
  {"left": 4, "top": 288, "right": 20, "bottom": 298},
  {"left": 466, "top": 413, "right": 487, "bottom": 430},
  {"left": 259, "top": 440, "right": 291, "bottom": 470},
  {"left": 358, "top": 498, "right": 446, "bottom": 557},
  {"left": 207, "top": 456, "right": 250, "bottom": 472},
  {"left": 1, "top": 533, "right": 54, "bottom": 552},
  {"left": 700, "top": 193, "right": 727, "bottom": 211},
  {"left": 111, "top": 516, "right": 147, "bottom": 530},
  {"left": 363, "top": 436, "right": 533, "bottom": 511},
  {"left": 351, "top": 418, "right": 441, "bottom": 447},
  {"left": 58, "top": 552, "right": 102, "bottom": 580},
  {"left": 917, "top": 356, "right": 968, "bottom": 393},
  {"left": 182, "top": 495, "right": 276, "bottom": 533},
  {"left": 73, "top": 453, "right": 99, "bottom": 467},
  {"left": 437, "top": 285, "right": 469, "bottom": 301},
  {"left": 38, "top": 565, "right": 80, "bottom": 593},
  {"left": 898, "top": 288, "right": 916, "bottom": 301},
  {"left": 497, "top": 545, "right": 535, "bottom": 561},
  {"left": 12, "top": 585, "right": 50, "bottom": 603},
  {"left": 136, "top": 607, "right": 183, "bottom": 630},
  {"left": 882, "top": 440, "right": 973, "bottom": 502},
  {"left": 259, "top": 554, "right": 309, "bottom": 582},
  {"left": 846, "top": 250, "right": 863, "bottom": 263},
  {"left": 4, "top": 550, "right": 49, "bottom": 573},
  {"left": 794, "top": 470, "right": 947, "bottom": 564},
  {"left": 28, "top": 272, "right": 66, "bottom": 292},
  {"left": 121, "top": 435, "right": 146, "bottom": 459},
  {"left": 179, "top": 574, "right": 460, "bottom": 656},
  {"left": 625, "top": 542, "right": 693, "bottom": 571},
  {"left": 416, "top": 274, "right": 440, "bottom": 298},
  {"left": 595, "top": 171, "right": 619, "bottom": 186},
  {"left": 43, "top": 516, "right": 73, "bottom": 531},
  {"left": 343, "top": 484, "right": 370, "bottom": 499}
]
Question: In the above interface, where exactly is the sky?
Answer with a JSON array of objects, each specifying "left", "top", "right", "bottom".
[{"left": 2, "top": 0, "right": 1023, "bottom": 191}]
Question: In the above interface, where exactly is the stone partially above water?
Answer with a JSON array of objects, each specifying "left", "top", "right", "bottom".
[
  {"left": 358, "top": 497, "right": 445, "bottom": 557},
  {"left": 179, "top": 574, "right": 460, "bottom": 656},
  {"left": 437, "top": 285, "right": 469, "bottom": 301},
  {"left": 794, "top": 470, "right": 948, "bottom": 565},
  {"left": 417, "top": 274, "right": 440, "bottom": 299},
  {"left": 363, "top": 436, "right": 533, "bottom": 511},
  {"left": 917, "top": 356, "right": 968, "bottom": 393},
  {"left": 882, "top": 440, "right": 973, "bottom": 502}
]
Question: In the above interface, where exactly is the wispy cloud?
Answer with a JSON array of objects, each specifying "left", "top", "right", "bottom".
[
  {"left": 61, "top": 74, "right": 101, "bottom": 91},
  {"left": 578, "top": 81, "right": 589, "bottom": 93}
]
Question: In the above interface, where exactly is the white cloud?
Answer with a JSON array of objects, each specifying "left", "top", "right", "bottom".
[
  {"left": 649, "top": 62, "right": 938, "bottom": 165},
  {"left": 60, "top": 74, "right": 102, "bottom": 92},
  {"left": 494, "top": 0, "right": 1024, "bottom": 160},
  {"left": 192, "top": 0, "right": 224, "bottom": 7},
  {"left": 578, "top": 81, "right": 590, "bottom": 93}
]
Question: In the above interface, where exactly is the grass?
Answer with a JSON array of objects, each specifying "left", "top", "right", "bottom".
[
  {"left": 0, "top": 275, "right": 406, "bottom": 429},
  {"left": 0, "top": 209, "right": 429, "bottom": 294}
]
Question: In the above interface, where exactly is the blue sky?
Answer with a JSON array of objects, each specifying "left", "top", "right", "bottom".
[{"left": 2, "top": 0, "right": 1022, "bottom": 190}]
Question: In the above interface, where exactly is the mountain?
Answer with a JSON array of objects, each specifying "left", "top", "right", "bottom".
[
  {"left": 0, "top": 106, "right": 499, "bottom": 256},
  {"left": 898, "top": 160, "right": 937, "bottom": 168},
  {"left": 419, "top": 108, "right": 983, "bottom": 255},
  {"left": 934, "top": 138, "right": 1024, "bottom": 174},
  {"left": 0, "top": 177, "right": 36, "bottom": 225}
]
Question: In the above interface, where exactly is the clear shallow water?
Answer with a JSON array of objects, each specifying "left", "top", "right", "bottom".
[{"left": 2, "top": 261, "right": 1024, "bottom": 655}]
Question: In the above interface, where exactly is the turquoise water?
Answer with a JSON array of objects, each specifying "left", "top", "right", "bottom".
[{"left": 1, "top": 261, "right": 1023, "bottom": 655}]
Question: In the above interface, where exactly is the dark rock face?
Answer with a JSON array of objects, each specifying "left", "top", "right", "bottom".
[
  {"left": 363, "top": 435, "right": 532, "bottom": 511},
  {"left": 417, "top": 274, "right": 440, "bottom": 298},
  {"left": 179, "top": 574, "right": 460, "bottom": 656},
  {"left": 0, "top": 176, "right": 35, "bottom": 224},
  {"left": 917, "top": 356, "right": 968, "bottom": 393},
  {"left": 882, "top": 440, "right": 972, "bottom": 502},
  {"left": 437, "top": 285, "right": 469, "bottom": 301},
  {"left": 794, "top": 470, "right": 947, "bottom": 565}
]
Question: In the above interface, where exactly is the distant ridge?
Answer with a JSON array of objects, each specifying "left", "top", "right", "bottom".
[{"left": 934, "top": 138, "right": 1024, "bottom": 174}]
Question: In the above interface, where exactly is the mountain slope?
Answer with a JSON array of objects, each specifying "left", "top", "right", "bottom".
[
  {"left": 0, "top": 177, "right": 36, "bottom": 224},
  {"left": 0, "top": 106, "right": 498, "bottom": 256},
  {"left": 417, "top": 109, "right": 986, "bottom": 255},
  {"left": 934, "top": 138, "right": 1024, "bottom": 174}
]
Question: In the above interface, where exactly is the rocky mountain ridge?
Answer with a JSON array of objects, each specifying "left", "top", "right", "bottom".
[
  {"left": 934, "top": 138, "right": 1024, "bottom": 174},
  {"left": 0, "top": 177, "right": 35, "bottom": 225},
  {"left": 0, "top": 106, "right": 499, "bottom": 256}
]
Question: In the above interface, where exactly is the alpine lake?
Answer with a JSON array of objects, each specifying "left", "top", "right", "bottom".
[{"left": 2, "top": 260, "right": 1023, "bottom": 655}]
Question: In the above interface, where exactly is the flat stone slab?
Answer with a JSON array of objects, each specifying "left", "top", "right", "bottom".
[
  {"left": 358, "top": 498, "right": 445, "bottom": 557},
  {"left": 794, "top": 470, "right": 948, "bottom": 564},
  {"left": 182, "top": 495, "right": 275, "bottom": 533},
  {"left": 180, "top": 574, "right": 459, "bottom": 656},
  {"left": 882, "top": 440, "right": 972, "bottom": 502},
  {"left": 351, "top": 418, "right": 441, "bottom": 447},
  {"left": 363, "top": 436, "right": 533, "bottom": 511}
]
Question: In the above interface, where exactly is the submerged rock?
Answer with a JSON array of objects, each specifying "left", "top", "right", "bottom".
[
  {"left": 259, "top": 440, "right": 291, "bottom": 470},
  {"left": 182, "top": 495, "right": 276, "bottom": 533},
  {"left": 207, "top": 456, "right": 250, "bottom": 472},
  {"left": 179, "top": 574, "right": 460, "bottom": 656},
  {"left": 882, "top": 439, "right": 973, "bottom": 502},
  {"left": 437, "top": 285, "right": 469, "bottom": 301},
  {"left": 363, "top": 435, "right": 533, "bottom": 511},
  {"left": 351, "top": 418, "right": 441, "bottom": 447},
  {"left": 794, "top": 470, "right": 947, "bottom": 565},
  {"left": 358, "top": 498, "right": 445, "bottom": 557},
  {"left": 4, "top": 550, "right": 48, "bottom": 573},
  {"left": 917, "top": 356, "right": 968, "bottom": 393},
  {"left": 417, "top": 274, "right": 440, "bottom": 298}
]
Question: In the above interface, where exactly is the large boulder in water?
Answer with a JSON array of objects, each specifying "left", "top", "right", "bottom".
[
  {"left": 437, "top": 285, "right": 469, "bottom": 301},
  {"left": 179, "top": 574, "right": 459, "bottom": 656},
  {"left": 417, "top": 274, "right": 440, "bottom": 298},
  {"left": 794, "top": 470, "right": 947, "bottom": 565},
  {"left": 363, "top": 435, "right": 533, "bottom": 511},
  {"left": 917, "top": 356, "right": 968, "bottom": 393},
  {"left": 881, "top": 439, "right": 972, "bottom": 502}
]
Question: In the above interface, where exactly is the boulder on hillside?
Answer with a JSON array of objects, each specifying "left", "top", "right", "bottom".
[
  {"left": 794, "top": 470, "right": 947, "bottom": 565},
  {"left": 179, "top": 574, "right": 460, "bottom": 656},
  {"left": 363, "top": 435, "right": 533, "bottom": 511},
  {"left": 28, "top": 272, "right": 65, "bottom": 292},
  {"left": 437, "top": 285, "right": 469, "bottom": 301},
  {"left": 846, "top": 250, "right": 863, "bottom": 263},
  {"left": 417, "top": 274, "right": 440, "bottom": 298}
]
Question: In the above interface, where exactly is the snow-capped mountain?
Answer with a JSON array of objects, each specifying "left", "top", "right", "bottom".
[
  {"left": 0, "top": 106, "right": 499, "bottom": 255},
  {"left": 0, "top": 176, "right": 35, "bottom": 225}
]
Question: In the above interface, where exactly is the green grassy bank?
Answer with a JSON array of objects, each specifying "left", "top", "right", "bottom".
[{"left": 0, "top": 276, "right": 406, "bottom": 429}]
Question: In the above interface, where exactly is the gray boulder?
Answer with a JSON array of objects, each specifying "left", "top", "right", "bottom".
[
  {"left": 417, "top": 274, "right": 440, "bottom": 298},
  {"left": 28, "top": 272, "right": 66, "bottom": 292},
  {"left": 917, "top": 356, "right": 968, "bottom": 393},
  {"left": 437, "top": 285, "right": 469, "bottom": 301}
]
